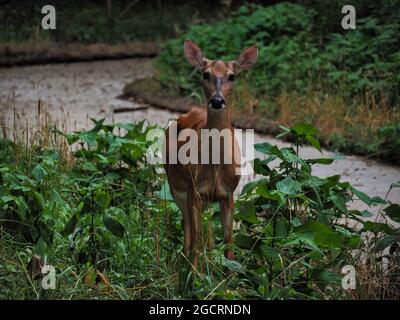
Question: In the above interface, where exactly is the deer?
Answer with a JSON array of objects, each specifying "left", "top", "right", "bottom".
[{"left": 164, "top": 40, "right": 258, "bottom": 268}]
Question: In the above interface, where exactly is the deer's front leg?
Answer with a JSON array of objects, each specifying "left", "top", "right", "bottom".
[
  {"left": 188, "top": 192, "right": 202, "bottom": 269},
  {"left": 220, "top": 194, "right": 235, "bottom": 260}
]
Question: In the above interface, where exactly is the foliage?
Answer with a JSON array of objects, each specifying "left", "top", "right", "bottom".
[
  {"left": 1, "top": 120, "right": 399, "bottom": 299},
  {"left": 157, "top": 2, "right": 399, "bottom": 105},
  {"left": 0, "top": 0, "right": 218, "bottom": 44},
  {"left": 234, "top": 123, "right": 400, "bottom": 298},
  {"left": 155, "top": 2, "right": 400, "bottom": 162},
  {"left": 0, "top": 120, "right": 179, "bottom": 298}
]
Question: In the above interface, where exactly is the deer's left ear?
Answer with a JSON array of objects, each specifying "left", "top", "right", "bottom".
[{"left": 235, "top": 44, "right": 258, "bottom": 72}]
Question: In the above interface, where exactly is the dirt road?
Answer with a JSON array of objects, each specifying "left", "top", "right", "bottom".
[{"left": 1, "top": 58, "right": 399, "bottom": 218}]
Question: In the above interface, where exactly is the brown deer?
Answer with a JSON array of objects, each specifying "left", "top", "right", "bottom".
[{"left": 164, "top": 40, "right": 258, "bottom": 268}]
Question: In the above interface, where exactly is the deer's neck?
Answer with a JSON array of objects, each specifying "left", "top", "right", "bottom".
[{"left": 206, "top": 107, "right": 232, "bottom": 130}]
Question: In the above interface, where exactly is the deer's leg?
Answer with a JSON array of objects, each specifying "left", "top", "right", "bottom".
[
  {"left": 172, "top": 190, "right": 191, "bottom": 257},
  {"left": 188, "top": 192, "right": 202, "bottom": 269},
  {"left": 220, "top": 194, "right": 235, "bottom": 260}
]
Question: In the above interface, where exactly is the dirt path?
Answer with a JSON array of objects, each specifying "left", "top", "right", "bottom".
[{"left": 1, "top": 58, "right": 399, "bottom": 219}]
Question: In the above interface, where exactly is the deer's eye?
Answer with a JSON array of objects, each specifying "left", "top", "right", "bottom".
[
  {"left": 228, "top": 74, "right": 236, "bottom": 82},
  {"left": 203, "top": 72, "right": 210, "bottom": 80}
]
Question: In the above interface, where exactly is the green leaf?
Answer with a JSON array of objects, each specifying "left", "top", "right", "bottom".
[
  {"left": 312, "top": 269, "right": 341, "bottom": 287},
  {"left": 62, "top": 214, "right": 78, "bottom": 236},
  {"left": 305, "top": 135, "right": 321, "bottom": 152},
  {"left": 222, "top": 258, "right": 245, "bottom": 273},
  {"left": 95, "top": 190, "right": 111, "bottom": 209},
  {"left": 291, "top": 123, "right": 318, "bottom": 136},
  {"left": 32, "top": 191, "right": 45, "bottom": 209},
  {"left": 89, "top": 117, "right": 106, "bottom": 133},
  {"left": 66, "top": 133, "right": 79, "bottom": 145},
  {"left": 376, "top": 234, "right": 400, "bottom": 251},
  {"left": 15, "top": 196, "right": 28, "bottom": 221},
  {"left": 256, "top": 184, "right": 284, "bottom": 202},
  {"left": 33, "top": 238, "right": 47, "bottom": 257},
  {"left": 50, "top": 190, "right": 63, "bottom": 205},
  {"left": 80, "top": 132, "right": 97, "bottom": 146},
  {"left": 156, "top": 181, "right": 174, "bottom": 201},
  {"left": 236, "top": 233, "right": 257, "bottom": 250},
  {"left": 276, "top": 177, "right": 300, "bottom": 196},
  {"left": 329, "top": 190, "right": 347, "bottom": 213},
  {"left": 295, "top": 221, "right": 343, "bottom": 249},
  {"left": 351, "top": 187, "right": 386, "bottom": 206},
  {"left": 254, "top": 143, "right": 283, "bottom": 159},
  {"left": 362, "top": 221, "right": 395, "bottom": 234},
  {"left": 103, "top": 215, "right": 125, "bottom": 238},
  {"left": 241, "top": 180, "right": 261, "bottom": 196},
  {"left": 31, "top": 164, "right": 47, "bottom": 181},
  {"left": 306, "top": 158, "right": 334, "bottom": 165},
  {"left": 238, "top": 201, "right": 258, "bottom": 224},
  {"left": 384, "top": 204, "right": 400, "bottom": 223},
  {"left": 275, "top": 218, "right": 288, "bottom": 238}
]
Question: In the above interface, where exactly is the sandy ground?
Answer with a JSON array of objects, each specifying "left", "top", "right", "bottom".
[{"left": 0, "top": 58, "right": 399, "bottom": 222}]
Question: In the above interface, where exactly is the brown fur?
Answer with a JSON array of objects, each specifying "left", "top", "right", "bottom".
[{"left": 164, "top": 40, "right": 258, "bottom": 268}]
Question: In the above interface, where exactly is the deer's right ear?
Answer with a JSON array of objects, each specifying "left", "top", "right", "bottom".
[{"left": 184, "top": 40, "right": 204, "bottom": 69}]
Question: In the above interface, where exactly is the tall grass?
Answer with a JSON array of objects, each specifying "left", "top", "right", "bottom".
[{"left": 1, "top": 98, "right": 399, "bottom": 299}]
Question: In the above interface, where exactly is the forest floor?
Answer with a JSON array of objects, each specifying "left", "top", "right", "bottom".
[{"left": 1, "top": 58, "right": 399, "bottom": 218}]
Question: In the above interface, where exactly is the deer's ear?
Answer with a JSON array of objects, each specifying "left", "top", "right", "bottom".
[
  {"left": 235, "top": 44, "right": 258, "bottom": 72},
  {"left": 184, "top": 40, "right": 204, "bottom": 69}
]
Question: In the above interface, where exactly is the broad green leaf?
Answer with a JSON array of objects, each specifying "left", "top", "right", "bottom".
[
  {"left": 236, "top": 233, "right": 257, "bottom": 250},
  {"left": 384, "top": 204, "right": 400, "bottom": 223},
  {"left": 62, "top": 214, "right": 78, "bottom": 236},
  {"left": 305, "top": 135, "right": 321, "bottom": 152},
  {"left": 256, "top": 184, "right": 284, "bottom": 202},
  {"left": 156, "top": 181, "right": 174, "bottom": 201},
  {"left": 238, "top": 201, "right": 258, "bottom": 224},
  {"left": 351, "top": 187, "right": 386, "bottom": 206},
  {"left": 33, "top": 238, "right": 47, "bottom": 257},
  {"left": 295, "top": 221, "right": 343, "bottom": 249},
  {"left": 32, "top": 191, "right": 45, "bottom": 209},
  {"left": 362, "top": 221, "right": 395, "bottom": 234},
  {"left": 291, "top": 123, "right": 318, "bottom": 136},
  {"left": 276, "top": 177, "right": 300, "bottom": 196},
  {"left": 103, "top": 215, "right": 125, "bottom": 238},
  {"left": 312, "top": 269, "right": 341, "bottom": 287},
  {"left": 275, "top": 218, "right": 288, "bottom": 238},
  {"left": 254, "top": 143, "right": 283, "bottom": 159},
  {"left": 95, "top": 190, "right": 111, "bottom": 209},
  {"left": 80, "top": 132, "right": 97, "bottom": 146},
  {"left": 15, "top": 196, "right": 28, "bottom": 221},
  {"left": 241, "top": 180, "right": 262, "bottom": 196},
  {"left": 222, "top": 258, "right": 245, "bottom": 273},
  {"left": 31, "top": 164, "right": 47, "bottom": 181},
  {"left": 66, "top": 132, "right": 79, "bottom": 145},
  {"left": 376, "top": 234, "right": 400, "bottom": 251},
  {"left": 329, "top": 190, "right": 347, "bottom": 213}
]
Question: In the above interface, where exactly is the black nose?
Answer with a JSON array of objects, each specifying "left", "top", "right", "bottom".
[{"left": 209, "top": 95, "right": 225, "bottom": 109}]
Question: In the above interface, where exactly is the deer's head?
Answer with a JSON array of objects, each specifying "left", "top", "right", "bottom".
[{"left": 184, "top": 40, "right": 258, "bottom": 112}]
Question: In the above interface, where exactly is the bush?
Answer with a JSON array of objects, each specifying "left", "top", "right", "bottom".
[
  {"left": 1, "top": 120, "right": 399, "bottom": 299},
  {"left": 157, "top": 2, "right": 399, "bottom": 105}
]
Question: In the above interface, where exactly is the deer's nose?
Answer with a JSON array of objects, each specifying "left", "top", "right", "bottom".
[{"left": 209, "top": 95, "right": 225, "bottom": 109}]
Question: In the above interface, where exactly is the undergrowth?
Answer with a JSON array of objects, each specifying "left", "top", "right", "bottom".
[
  {"left": 0, "top": 118, "right": 399, "bottom": 299},
  {"left": 155, "top": 2, "right": 400, "bottom": 163}
]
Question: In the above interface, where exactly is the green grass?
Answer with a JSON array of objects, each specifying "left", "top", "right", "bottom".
[
  {"left": 154, "top": 2, "right": 400, "bottom": 163},
  {"left": 1, "top": 118, "right": 399, "bottom": 299}
]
